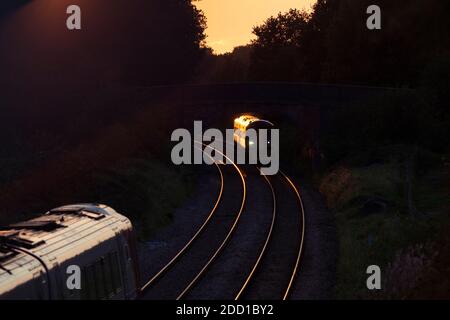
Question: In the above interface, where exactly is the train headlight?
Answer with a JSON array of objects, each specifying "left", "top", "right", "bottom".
[{"left": 249, "top": 141, "right": 255, "bottom": 146}]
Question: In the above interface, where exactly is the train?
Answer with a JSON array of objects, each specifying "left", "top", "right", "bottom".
[
  {"left": 0, "top": 116, "right": 276, "bottom": 300},
  {"left": 0, "top": 203, "right": 140, "bottom": 300},
  {"left": 233, "top": 115, "right": 275, "bottom": 149},
  {"left": 234, "top": 115, "right": 276, "bottom": 167}
]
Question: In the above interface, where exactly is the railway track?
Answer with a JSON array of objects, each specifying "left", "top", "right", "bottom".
[
  {"left": 139, "top": 145, "right": 305, "bottom": 300},
  {"left": 140, "top": 146, "right": 226, "bottom": 293},
  {"left": 139, "top": 144, "right": 246, "bottom": 299},
  {"left": 232, "top": 171, "right": 305, "bottom": 300},
  {"left": 233, "top": 170, "right": 305, "bottom": 300}
]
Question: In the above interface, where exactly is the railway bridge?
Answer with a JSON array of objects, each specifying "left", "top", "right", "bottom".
[
  {"left": 129, "top": 81, "right": 395, "bottom": 125},
  {"left": 125, "top": 82, "right": 397, "bottom": 169}
]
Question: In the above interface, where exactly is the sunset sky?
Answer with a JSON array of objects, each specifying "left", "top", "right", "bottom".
[{"left": 194, "top": 0, "right": 317, "bottom": 54}]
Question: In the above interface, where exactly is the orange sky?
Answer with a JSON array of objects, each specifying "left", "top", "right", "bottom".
[{"left": 194, "top": 0, "right": 317, "bottom": 54}]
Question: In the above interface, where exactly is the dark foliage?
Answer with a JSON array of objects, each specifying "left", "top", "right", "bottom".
[
  {"left": 0, "top": 0, "right": 206, "bottom": 161},
  {"left": 207, "top": 0, "right": 450, "bottom": 87},
  {"left": 0, "top": 1, "right": 206, "bottom": 225}
]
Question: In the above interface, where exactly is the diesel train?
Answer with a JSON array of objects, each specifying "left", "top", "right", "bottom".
[
  {"left": 0, "top": 116, "right": 276, "bottom": 300},
  {"left": 233, "top": 115, "right": 275, "bottom": 150},
  {"left": 0, "top": 204, "right": 140, "bottom": 300}
]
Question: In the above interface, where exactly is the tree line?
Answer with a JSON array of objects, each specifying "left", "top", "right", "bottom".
[{"left": 202, "top": 0, "right": 450, "bottom": 88}]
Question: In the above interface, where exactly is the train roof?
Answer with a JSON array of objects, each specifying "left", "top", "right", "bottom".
[
  {"left": 0, "top": 204, "right": 132, "bottom": 296},
  {"left": 234, "top": 115, "right": 274, "bottom": 128}
]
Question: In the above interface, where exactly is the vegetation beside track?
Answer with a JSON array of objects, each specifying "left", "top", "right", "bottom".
[
  {"left": 280, "top": 63, "right": 450, "bottom": 298},
  {"left": 0, "top": 96, "right": 196, "bottom": 240}
]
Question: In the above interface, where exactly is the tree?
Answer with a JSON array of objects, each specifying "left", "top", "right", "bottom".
[
  {"left": 247, "top": 0, "right": 450, "bottom": 86},
  {"left": 249, "top": 9, "right": 310, "bottom": 81},
  {"left": 118, "top": 0, "right": 207, "bottom": 85},
  {"left": 0, "top": 0, "right": 208, "bottom": 148}
]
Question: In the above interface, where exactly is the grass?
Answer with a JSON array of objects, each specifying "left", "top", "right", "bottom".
[
  {"left": 335, "top": 211, "right": 445, "bottom": 299},
  {"left": 0, "top": 153, "right": 196, "bottom": 240},
  {"left": 318, "top": 146, "right": 450, "bottom": 299},
  {"left": 320, "top": 161, "right": 403, "bottom": 215},
  {"left": 90, "top": 158, "right": 195, "bottom": 239},
  {"left": 0, "top": 99, "right": 196, "bottom": 237}
]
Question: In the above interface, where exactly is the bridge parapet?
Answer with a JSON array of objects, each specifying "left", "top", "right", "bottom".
[{"left": 130, "top": 82, "right": 400, "bottom": 107}]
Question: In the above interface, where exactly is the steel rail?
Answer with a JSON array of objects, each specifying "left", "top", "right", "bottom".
[
  {"left": 234, "top": 169, "right": 276, "bottom": 300},
  {"left": 176, "top": 143, "right": 247, "bottom": 300},
  {"left": 280, "top": 170, "right": 306, "bottom": 300},
  {"left": 140, "top": 145, "right": 224, "bottom": 293}
]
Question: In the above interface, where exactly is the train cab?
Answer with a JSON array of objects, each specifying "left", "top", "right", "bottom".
[
  {"left": 234, "top": 114, "right": 275, "bottom": 150},
  {"left": 0, "top": 204, "right": 140, "bottom": 300}
]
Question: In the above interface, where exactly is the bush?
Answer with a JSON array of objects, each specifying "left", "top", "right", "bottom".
[
  {"left": 90, "top": 158, "right": 194, "bottom": 239},
  {"left": 319, "top": 162, "right": 403, "bottom": 215}
]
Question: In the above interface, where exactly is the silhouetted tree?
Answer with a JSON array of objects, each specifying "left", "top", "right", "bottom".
[
  {"left": 0, "top": 0, "right": 207, "bottom": 152},
  {"left": 249, "top": 9, "right": 310, "bottom": 81},
  {"left": 196, "top": 45, "right": 252, "bottom": 83},
  {"left": 118, "top": 0, "right": 207, "bottom": 85},
  {"left": 320, "top": 0, "right": 450, "bottom": 86},
  {"left": 247, "top": 0, "right": 450, "bottom": 86}
]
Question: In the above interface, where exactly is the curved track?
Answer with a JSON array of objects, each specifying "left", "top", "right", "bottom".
[
  {"left": 139, "top": 143, "right": 246, "bottom": 299},
  {"left": 234, "top": 171, "right": 276, "bottom": 300},
  {"left": 140, "top": 146, "right": 225, "bottom": 293},
  {"left": 140, "top": 144, "right": 305, "bottom": 300}
]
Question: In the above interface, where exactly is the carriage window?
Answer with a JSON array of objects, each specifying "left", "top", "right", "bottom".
[
  {"left": 86, "top": 264, "right": 97, "bottom": 299},
  {"left": 81, "top": 252, "right": 122, "bottom": 300},
  {"left": 95, "top": 259, "right": 106, "bottom": 299},
  {"left": 102, "top": 254, "right": 115, "bottom": 297},
  {"left": 109, "top": 251, "right": 122, "bottom": 293},
  {"left": 32, "top": 271, "right": 45, "bottom": 300},
  {"left": 81, "top": 266, "right": 89, "bottom": 300}
]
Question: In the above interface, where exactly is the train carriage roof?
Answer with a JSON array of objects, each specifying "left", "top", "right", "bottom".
[
  {"left": 0, "top": 204, "right": 132, "bottom": 297},
  {"left": 234, "top": 115, "right": 274, "bottom": 129}
]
